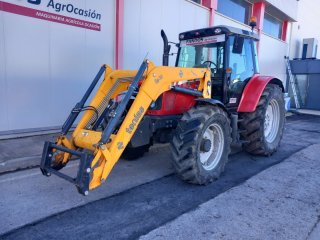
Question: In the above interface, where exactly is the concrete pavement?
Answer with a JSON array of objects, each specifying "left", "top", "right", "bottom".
[
  {"left": 0, "top": 146, "right": 172, "bottom": 235},
  {"left": 141, "top": 144, "right": 320, "bottom": 240},
  {"left": 0, "top": 133, "right": 56, "bottom": 173}
]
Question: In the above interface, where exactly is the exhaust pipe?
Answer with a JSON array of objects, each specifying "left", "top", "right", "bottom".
[{"left": 161, "top": 29, "right": 171, "bottom": 66}]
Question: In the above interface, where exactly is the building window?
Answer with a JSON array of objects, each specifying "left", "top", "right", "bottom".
[
  {"left": 217, "top": 0, "right": 252, "bottom": 25},
  {"left": 190, "top": 0, "right": 202, "bottom": 4},
  {"left": 263, "top": 13, "right": 282, "bottom": 39}
]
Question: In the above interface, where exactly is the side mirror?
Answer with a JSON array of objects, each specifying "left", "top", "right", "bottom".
[{"left": 232, "top": 36, "right": 244, "bottom": 54}]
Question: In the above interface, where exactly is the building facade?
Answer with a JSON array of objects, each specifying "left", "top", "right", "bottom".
[{"left": 0, "top": 0, "right": 314, "bottom": 136}]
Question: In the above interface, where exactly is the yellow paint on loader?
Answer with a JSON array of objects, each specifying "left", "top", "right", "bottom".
[{"left": 50, "top": 60, "right": 211, "bottom": 192}]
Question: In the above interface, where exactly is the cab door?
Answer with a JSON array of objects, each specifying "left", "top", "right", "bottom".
[{"left": 226, "top": 36, "right": 257, "bottom": 107}]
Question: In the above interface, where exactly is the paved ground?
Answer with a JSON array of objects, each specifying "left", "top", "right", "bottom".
[
  {"left": 0, "top": 133, "right": 56, "bottom": 173},
  {"left": 0, "top": 114, "right": 320, "bottom": 239},
  {"left": 141, "top": 144, "right": 320, "bottom": 240},
  {"left": 0, "top": 146, "right": 172, "bottom": 235}
]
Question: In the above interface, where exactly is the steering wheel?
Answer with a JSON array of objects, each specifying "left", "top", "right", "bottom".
[{"left": 202, "top": 60, "right": 217, "bottom": 68}]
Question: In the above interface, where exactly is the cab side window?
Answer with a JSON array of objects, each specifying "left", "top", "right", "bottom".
[{"left": 229, "top": 36, "right": 254, "bottom": 83}]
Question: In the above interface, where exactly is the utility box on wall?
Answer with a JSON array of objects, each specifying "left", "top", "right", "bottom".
[
  {"left": 302, "top": 38, "right": 318, "bottom": 59},
  {"left": 290, "top": 59, "right": 320, "bottom": 110}
]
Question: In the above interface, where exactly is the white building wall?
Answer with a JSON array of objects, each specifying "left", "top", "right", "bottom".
[
  {"left": 0, "top": 0, "right": 115, "bottom": 133},
  {"left": 3, "top": 1, "right": 51, "bottom": 131},
  {"left": 259, "top": 34, "right": 287, "bottom": 83},
  {"left": 0, "top": 8, "right": 7, "bottom": 132},
  {"left": 265, "top": 0, "right": 298, "bottom": 21},
  {"left": 289, "top": 0, "right": 320, "bottom": 59},
  {"left": 123, "top": 0, "right": 209, "bottom": 69}
]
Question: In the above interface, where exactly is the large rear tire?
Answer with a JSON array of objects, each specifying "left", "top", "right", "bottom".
[
  {"left": 170, "top": 105, "right": 231, "bottom": 185},
  {"left": 239, "top": 84, "right": 285, "bottom": 155}
]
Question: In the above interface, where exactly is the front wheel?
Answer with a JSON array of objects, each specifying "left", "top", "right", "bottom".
[
  {"left": 239, "top": 84, "right": 285, "bottom": 155},
  {"left": 170, "top": 106, "right": 231, "bottom": 185}
]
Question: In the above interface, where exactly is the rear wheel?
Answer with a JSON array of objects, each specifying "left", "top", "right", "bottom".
[
  {"left": 170, "top": 105, "right": 231, "bottom": 184},
  {"left": 239, "top": 84, "right": 285, "bottom": 155}
]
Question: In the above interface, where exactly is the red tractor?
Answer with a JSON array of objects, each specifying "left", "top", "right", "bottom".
[{"left": 121, "top": 25, "right": 285, "bottom": 184}]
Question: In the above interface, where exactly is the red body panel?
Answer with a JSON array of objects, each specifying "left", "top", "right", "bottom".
[
  {"left": 147, "top": 81, "right": 199, "bottom": 116},
  {"left": 147, "top": 91, "right": 196, "bottom": 115},
  {"left": 237, "top": 74, "right": 278, "bottom": 112},
  {"left": 146, "top": 75, "right": 283, "bottom": 115}
]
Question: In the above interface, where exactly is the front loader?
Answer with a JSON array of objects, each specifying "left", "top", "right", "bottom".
[
  {"left": 40, "top": 24, "right": 285, "bottom": 195},
  {"left": 40, "top": 60, "right": 212, "bottom": 195}
]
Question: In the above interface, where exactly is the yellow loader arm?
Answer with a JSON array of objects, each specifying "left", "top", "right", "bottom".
[{"left": 40, "top": 60, "right": 211, "bottom": 195}]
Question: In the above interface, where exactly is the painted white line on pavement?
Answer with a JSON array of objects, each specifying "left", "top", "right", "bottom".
[{"left": 0, "top": 162, "right": 79, "bottom": 184}]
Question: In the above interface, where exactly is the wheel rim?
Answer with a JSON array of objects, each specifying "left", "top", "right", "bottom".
[
  {"left": 199, "top": 123, "right": 224, "bottom": 171},
  {"left": 264, "top": 99, "right": 280, "bottom": 143}
]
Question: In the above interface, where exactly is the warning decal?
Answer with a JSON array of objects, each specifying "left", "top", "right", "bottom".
[{"left": 180, "top": 34, "right": 225, "bottom": 47}]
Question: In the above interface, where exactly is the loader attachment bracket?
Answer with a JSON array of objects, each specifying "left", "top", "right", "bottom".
[{"left": 40, "top": 141, "right": 93, "bottom": 195}]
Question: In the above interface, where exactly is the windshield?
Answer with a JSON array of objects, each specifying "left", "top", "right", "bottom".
[{"left": 177, "top": 41, "right": 225, "bottom": 70}]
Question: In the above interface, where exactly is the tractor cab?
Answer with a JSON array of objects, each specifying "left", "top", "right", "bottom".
[{"left": 176, "top": 26, "right": 260, "bottom": 108}]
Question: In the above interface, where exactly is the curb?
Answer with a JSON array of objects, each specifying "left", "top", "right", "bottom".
[
  {"left": 0, "top": 144, "right": 171, "bottom": 175},
  {"left": 0, "top": 156, "right": 41, "bottom": 174}
]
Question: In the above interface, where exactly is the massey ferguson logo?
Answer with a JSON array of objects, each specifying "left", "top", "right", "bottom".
[
  {"left": 180, "top": 34, "right": 226, "bottom": 47},
  {"left": 186, "top": 37, "right": 205, "bottom": 45},
  {"left": 28, "top": 0, "right": 41, "bottom": 5}
]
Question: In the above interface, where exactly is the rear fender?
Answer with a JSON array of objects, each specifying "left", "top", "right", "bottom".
[{"left": 237, "top": 75, "right": 284, "bottom": 112}]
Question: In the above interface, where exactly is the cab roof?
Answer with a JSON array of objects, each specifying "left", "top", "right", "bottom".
[{"left": 179, "top": 25, "right": 259, "bottom": 41}]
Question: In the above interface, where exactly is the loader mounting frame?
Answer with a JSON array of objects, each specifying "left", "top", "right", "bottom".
[{"left": 41, "top": 141, "right": 93, "bottom": 195}]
